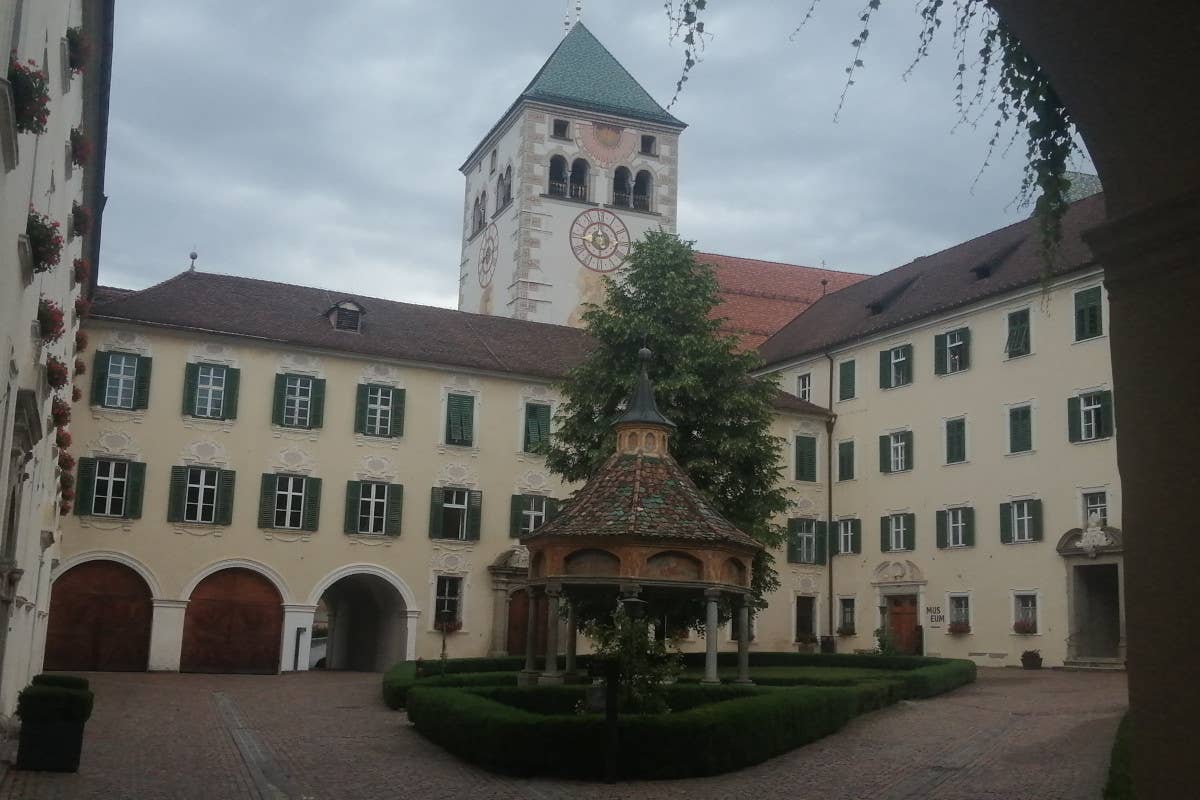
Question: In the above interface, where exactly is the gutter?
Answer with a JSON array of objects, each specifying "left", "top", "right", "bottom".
[{"left": 825, "top": 352, "right": 836, "bottom": 648}]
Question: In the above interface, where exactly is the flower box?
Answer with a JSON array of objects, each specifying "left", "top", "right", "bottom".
[
  {"left": 836, "top": 625, "right": 856, "bottom": 637},
  {"left": 434, "top": 618, "right": 463, "bottom": 634},
  {"left": 70, "top": 202, "right": 91, "bottom": 237},
  {"left": 55, "top": 428, "right": 71, "bottom": 449},
  {"left": 37, "top": 298, "right": 65, "bottom": 344},
  {"left": 26, "top": 209, "right": 63, "bottom": 272},
  {"left": 1013, "top": 619, "right": 1038, "bottom": 635},
  {"left": 58, "top": 452, "right": 75, "bottom": 472},
  {"left": 69, "top": 128, "right": 91, "bottom": 167},
  {"left": 65, "top": 27, "right": 91, "bottom": 73},
  {"left": 948, "top": 621, "right": 971, "bottom": 635},
  {"left": 74, "top": 297, "right": 91, "bottom": 318},
  {"left": 50, "top": 397, "right": 71, "bottom": 427},
  {"left": 74, "top": 330, "right": 88, "bottom": 353},
  {"left": 7, "top": 59, "right": 50, "bottom": 135},
  {"left": 72, "top": 258, "right": 90, "bottom": 285},
  {"left": 73, "top": 357, "right": 86, "bottom": 377},
  {"left": 46, "top": 357, "right": 69, "bottom": 390}
]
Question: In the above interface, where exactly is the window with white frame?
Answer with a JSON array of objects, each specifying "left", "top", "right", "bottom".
[
  {"left": 521, "top": 495, "right": 547, "bottom": 535},
  {"left": 442, "top": 488, "right": 469, "bottom": 539},
  {"left": 184, "top": 467, "right": 219, "bottom": 524},
  {"left": 839, "top": 598, "right": 855, "bottom": 633},
  {"left": 1083, "top": 491, "right": 1108, "bottom": 526},
  {"left": 435, "top": 575, "right": 463, "bottom": 623},
  {"left": 194, "top": 364, "right": 226, "bottom": 418},
  {"left": 949, "top": 594, "right": 970, "bottom": 627},
  {"left": 92, "top": 459, "right": 129, "bottom": 516},
  {"left": 1014, "top": 593, "right": 1038, "bottom": 633},
  {"left": 794, "top": 518, "right": 816, "bottom": 563},
  {"left": 890, "top": 347, "right": 909, "bottom": 386},
  {"left": 104, "top": 353, "right": 138, "bottom": 409},
  {"left": 890, "top": 432, "right": 907, "bottom": 472},
  {"left": 945, "top": 329, "right": 967, "bottom": 373},
  {"left": 274, "top": 475, "right": 306, "bottom": 529},
  {"left": 365, "top": 386, "right": 392, "bottom": 437},
  {"left": 358, "top": 481, "right": 388, "bottom": 534},
  {"left": 838, "top": 519, "right": 855, "bottom": 554},
  {"left": 1012, "top": 500, "right": 1034, "bottom": 542},
  {"left": 1080, "top": 392, "right": 1104, "bottom": 441},
  {"left": 889, "top": 514, "right": 908, "bottom": 551},
  {"left": 947, "top": 507, "right": 967, "bottom": 547},
  {"left": 796, "top": 373, "right": 812, "bottom": 402},
  {"left": 283, "top": 376, "right": 313, "bottom": 428}
]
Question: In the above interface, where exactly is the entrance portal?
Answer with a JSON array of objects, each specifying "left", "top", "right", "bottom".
[
  {"left": 45, "top": 560, "right": 153, "bottom": 671},
  {"left": 315, "top": 573, "right": 407, "bottom": 671},
  {"left": 181, "top": 568, "right": 283, "bottom": 674},
  {"left": 1073, "top": 563, "right": 1121, "bottom": 658},
  {"left": 887, "top": 594, "right": 920, "bottom": 655}
]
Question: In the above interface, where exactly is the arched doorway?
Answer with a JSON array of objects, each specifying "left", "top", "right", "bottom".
[
  {"left": 313, "top": 573, "right": 407, "bottom": 671},
  {"left": 45, "top": 560, "right": 153, "bottom": 671},
  {"left": 181, "top": 568, "right": 283, "bottom": 674}
]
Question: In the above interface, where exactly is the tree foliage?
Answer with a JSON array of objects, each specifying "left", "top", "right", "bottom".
[{"left": 546, "top": 231, "right": 790, "bottom": 612}]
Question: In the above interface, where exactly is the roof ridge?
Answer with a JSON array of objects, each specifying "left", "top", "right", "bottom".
[{"left": 698, "top": 251, "right": 868, "bottom": 277}]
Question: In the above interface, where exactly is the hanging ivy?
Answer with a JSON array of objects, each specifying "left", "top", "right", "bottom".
[{"left": 663, "top": 1, "right": 1079, "bottom": 264}]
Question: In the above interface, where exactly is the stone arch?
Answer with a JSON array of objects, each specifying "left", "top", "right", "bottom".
[
  {"left": 182, "top": 567, "right": 283, "bottom": 674},
  {"left": 45, "top": 558, "right": 154, "bottom": 671},
  {"left": 309, "top": 567, "right": 411, "bottom": 672},
  {"left": 306, "top": 563, "right": 417, "bottom": 610},
  {"left": 182, "top": 558, "right": 292, "bottom": 604},
  {"left": 564, "top": 548, "right": 621, "bottom": 577},
  {"left": 644, "top": 550, "right": 703, "bottom": 581},
  {"left": 52, "top": 550, "right": 163, "bottom": 599}
]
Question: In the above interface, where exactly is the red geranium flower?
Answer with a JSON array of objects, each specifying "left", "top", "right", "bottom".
[
  {"left": 46, "top": 356, "right": 69, "bottom": 389},
  {"left": 71, "top": 202, "right": 92, "bottom": 237},
  {"left": 70, "top": 128, "right": 93, "bottom": 166},
  {"left": 51, "top": 396, "right": 71, "bottom": 427},
  {"left": 74, "top": 297, "right": 91, "bottom": 318},
  {"left": 55, "top": 427, "right": 72, "bottom": 449},
  {"left": 75, "top": 329, "right": 88, "bottom": 352},
  {"left": 37, "top": 297, "right": 66, "bottom": 343},
  {"left": 27, "top": 208, "right": 64, "bottom": 271},
  {"left": 71, "top": 385, "right": 82, "bottom": 403},
  {"left": 7, "top": 59, "right": 50, "bottom": 134},
  {"left": 73, "top": 357, "right": 86, "bottom": 377},
  {"left": 59, "top": 451, "right": 75, "bottom": 472},
  {"left": 72, "top": 258, "right": 90, "bottom": 285}
]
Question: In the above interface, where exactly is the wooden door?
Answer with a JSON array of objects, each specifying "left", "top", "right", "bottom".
[
  {"left": 181, "top": 568, "right": 283, "bottom": 674},
  {"left": 888, "top": 595, "right": 920, "bottom": 655},
  {"left": 505, "top": 588, "right": 548, "bottom": 657},
  {"left": 45, "top": 561, "right": 153, "bottom": 671}
]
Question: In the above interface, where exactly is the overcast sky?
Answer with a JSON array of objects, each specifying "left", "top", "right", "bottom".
[{"left": 99, "top": 0, "right": 1092, "bottom": 308}]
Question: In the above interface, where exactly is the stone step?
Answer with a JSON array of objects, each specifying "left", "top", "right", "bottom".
[{"left": 1061, "top": 659, "right": 1125, "bottom": 672}]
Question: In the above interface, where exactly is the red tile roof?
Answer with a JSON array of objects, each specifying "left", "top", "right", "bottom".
[{"left": 698, "top": 252, "right": 869, "bottom": 350}]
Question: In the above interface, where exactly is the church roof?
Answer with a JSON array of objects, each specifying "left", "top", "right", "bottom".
[{"left": 521, "top": 23, "right": 685, "bottom": 129}]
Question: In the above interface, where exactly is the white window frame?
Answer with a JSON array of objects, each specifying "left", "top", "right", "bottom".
[
  {"left": 194, "top": 364, "right": 226, "bottom": 419},
  {"left": 442, "top": 488, "right": 469, "bottom": 540},
  {"left": 1012, "top": 590, "right": 1040, "bottom": 634},
  {"left": 838, "top": 518, "right": 855, "bottom": 554},
  {"left": 945, "top": 329, "right": 966, "bottom": 373},
  {"left": 521, "top": 494, "right": 547, "bottom": 534},
  {"left": 794, "top": 518, "right": 817, "bottom": 564},
  {"left": 889, "top": 514, "right": 908, "bottom": 552},
  {"left": 948, "top": 593, "right": 971, "bottom": 627},
  {"left": 435, "top": 575, "right": 464, "bottom": 623},
  {"left": 889, "top": 347, "right": 908, "bottom": 387},
  {"left": 283, "top": 375, "right": 313, "bottom": 428},
  {"left": 274, "top": 475, "right": 306, "bottom": 529},
  {"left": 889, "top": 431, "right": 907, "bottom": 472},
  {"left": 1079, "top": 392, "right": 1103, "bottom": 441},
  {"left": 184, "top": 466, "right": 219, "bottom": 524},
  {"left": 1012, "top": 499, "right": 1034, "bottom": 542},
  {"left": 947, "top": 507, "right": 967, "bottom": 547},
  {"left": 358, "top": 481, "right": 388, "bottom": 534},
  {"left": 365, "top": 386, "right": 393, "bottom": 437},
  {"left": 92, "top": 458, "right": 129, "bottom": 516},
  {"left": 796, "top": 372, "right": 812, "bottom": 402},
  {"left": 1083, "top": 490, "right": 1108, "bottom": 526},
  {"left": 1005, "top": 307, "right": 1033, "bottom": 359},
  {"left": 104, "top": 353, "right": 138, "bottom": 409},
  {"left": 838, "top": 597, "right": 856, "bottom": 632}
]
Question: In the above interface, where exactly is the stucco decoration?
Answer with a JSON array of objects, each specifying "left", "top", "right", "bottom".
[
  {"left": 90, "top": 406, "right": 146, "bottom": 424},
  {"left": 438, "top": 462, "right": 478, "bottom": 489},
  {"left": 871, "top": 560, "right": 926, "bottom": 585},
  {"left": 793, "top": 420, "right": 821, "bottom": 436},
  {"left": 360, "top": 363, "right": 406, "bottom": 388},
  {"left": 179, "top": 439, "right": 228, "bottom": 467},
  {"left": 85, "top": 430, "right": 139, "bottom": 460},
  {"left": 100, "top": 329, "right": 151, "bottom": 356},
  {"left": 448, "top": 374, "right": 481, "bottom": 391},
  {"left": 1057, "top": 521, "right": 1124, "bottom": 558},
  {"left": 799, "top": 575, "right": 818, "bottom": 593},
  {"left": 576, "top": 121, "right": 637, "bottom": 169},
  {"left": 188, "top": 342, "right": 238, "bottom": 367},
  {"left": 357, "top": 455, "right": 395, "bottom": 482},
  {"left": 431, "top": 549, "right": 471, "bottom": 574},
  {"left": 272, "top": 447, "right": 314, "bottom": 475},
  {"left": 516, "top": 469, "right": 549, "bottom": 494},
  {"left": 279, "top": 352, "right": 323, "bottom": 377},
  {"left": 792, "top": 497, "right": 816, "bottom": 513},
  {"left": 490, "top": 545, "right": 530, "bottom": 572}
]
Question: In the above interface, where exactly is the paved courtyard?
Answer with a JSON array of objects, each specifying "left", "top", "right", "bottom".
[{"left": 0, "top": 667, "right": 1125, "bottom": 799}]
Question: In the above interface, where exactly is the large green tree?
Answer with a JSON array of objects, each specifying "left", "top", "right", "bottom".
[{"left": 546, "top": 230, "right": 791, "bottom": 614}]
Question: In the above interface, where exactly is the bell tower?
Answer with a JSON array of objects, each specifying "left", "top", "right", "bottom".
[{"left": 458, "top": 22, "right": 686, "bottom": 327}]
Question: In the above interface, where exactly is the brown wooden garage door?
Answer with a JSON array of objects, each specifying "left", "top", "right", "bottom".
[
  {"left": 181, "top": 568, "right": 283, "bottom": 674},
  {"left": 44, "top": 560, "right": 152, "bottom": 672}
]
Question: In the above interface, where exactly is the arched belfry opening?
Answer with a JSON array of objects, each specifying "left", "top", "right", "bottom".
[
  {"left": 548, "top": 155, "right": 568, "bottom": 197},
  {"left": 569, "top": 158, "right": 589, "bottom": 201},
  {"left": 612, "top": 166, "right": 632, "bottom": 207},
  {"left": 633, "top": 170, "right": 653, "bottom": 211}
]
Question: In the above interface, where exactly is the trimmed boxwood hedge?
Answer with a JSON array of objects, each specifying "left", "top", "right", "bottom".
[
  {"left": 31, "top": 674, "right": 90, "bottom": 691},
  {"left": 16, "top": 685, "right": 94, "bottom": 723}
]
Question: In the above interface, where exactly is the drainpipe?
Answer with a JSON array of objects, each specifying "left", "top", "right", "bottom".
[{"left": 824, "top": 353, "right": 836, "bottom": 649}]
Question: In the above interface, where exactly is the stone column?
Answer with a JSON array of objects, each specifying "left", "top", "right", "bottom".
[
  {"left": 735, "top": 599, "right": 753, "bottom": 685},
  {"left": 488, "top": 585, "right": 510, "bottom": 658},
  {"left": 701, "top": 588, "right": 721, "bottom": 685},
  {"left": 519, "top": 587, "right": 539, "bottom": 686},
  {"left": 403, "top": 609, "right": 421, "bottom": 662},
  {"left": 147, "top": 599, "right": 188, "bottom": 671},
  {"left": 539, "top": 583, "right": 563, "bottom": 685},
  {"left": 564, "top": 601, "right": 577, "bottom": 676}
]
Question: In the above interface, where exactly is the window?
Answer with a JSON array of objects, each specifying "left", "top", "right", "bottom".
[
  {"left": 837, "top": 518, "right": 860, "bottom": 554},
  {"left": 1000, "top": 499, "right": 1042, "bottom": 544},
  {"left": 194, "top": 364, "right": 226, "bottom": 419},
  {"left": 1014, "top": 593, "right": 1038, "bottom": 634},
  {"left": 445, "top": 393, "right": 475, "bottom": 447},
  {"left": 1074, "top": 286, "right": 1103, "bottom": 341},
  {"left": 551, "top": 118, "right": 569, "bottom": 139},
  {"left": 881, "top": 513, "right": 915, "bottom": 552},
  {"left": 794, "top": 596, "right": 815, "bottom": 641},
  {"left": 880, "top": 345, "right": 912, "bottom": 388},
  {"left": 489, "top": 148, "right": 497, "bottom": 174},
  {"left": 1083, "top": 491, "right": 1108, "bottom": 525},
  {"left": 633, "top": 170, "right": 652, "bottom": 211},
  {"left": 947, "top": 507, "right": 967, "bottom": 547},
  {"left": 794, "top": 435, "right": 817, "bottom": 482},
  {"left": 796, "top": 373, "right": 811, "bottom": 402},
  {"left": 569, "top": 158, "right": 589, "bottom": 201},
  {"left": 838, "top": 359, "right": 855, "bottom": 400},
  {"left": 945, "top": 417, "right": 966, "bottom": 464},
  {"left": 524, "top": 402, "right": 551, "bottom": 453},
  {"left": 1080, "top": 393, "right": 1102, "bottom": 440},
  {"left": 357, "top": 481, "right": 388, "bottom": 534},
  {"left": 92, "top": 459, "right": 129, "bottom": 516},
  {"left": 888, "top": 514, "right": 909, "bottom": 551},
  {"left": 105, "top": 353, "right": 138, "bottom": 409},
  {"left": 1009, "top": 404, "right": 1033, "bottom": 453},
  {"left": 1013, "top": 500, "right": 1034, "bottom": 542},
  {"left": 519, "top": 495, "right": 546, "bottom": 535},
  {"left": 334, "top": 307, "right": 361, "bottom": 332},
  {"left": 882, "top": 431, "right": 912, "bottom": 473},
  {"left": 548, "top": 155, "right": 568, "bottom": 197},
  {"left": 366, "top": 386, "right": 392, "bottom": 437},
  {"left": 442, "top": 489, "right": 469, "bottom": 539},
  {"left": 283, "top": 375, "right": 313, "bottom": 428},
  {"left": 949, "top": 595, "right": 970, "bottom": 628},
  {"left": 274, "top": 475, "right": 306, "bottom": 529},
  {"left": 935, "top": 327, "right": 970, "bottom": 374},
  {"left": 435, "top": 575, "right": 463, "bottom": 624},
  {"left": 640, "top": 134, "right": 656, "bottom": 154},
  {"left": 430, "top": 487, "right": 481, "bottom": 539},
  {"left": 184, "top": 467, "right": 219, "bottom": 524},
  {"left": 837, "top": 440, "right": 854, "bottom": 481},
  {"left": 838, "top": 598, "right": 855, "bottom": 633},
  {"left": 787, "top": 518, "right": 826, "bottom": 564},
  {"left": 612, "top": 166, "right": 632, "bottom": 207},
  {"left": 1069, "top": 390, "right": 1113, "bottom": 443},
  {"left": 1005, "top": 308, "right": 1031, "bottom": 357}
]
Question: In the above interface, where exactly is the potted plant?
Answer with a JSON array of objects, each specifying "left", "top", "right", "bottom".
[
  {"left": 58, "top": 451, "right": 75, "bottom": 472},
  {"left": 16, "top": 675, "right": 94, "bottom": 771},
  {"left": 73, "top": 357, "right": 86, "bottom": 377},
  {"left": 1021, "top": 649, "right": 1043, "bottom": 670},
  {"left": 74, "top": 297, "right": 92, "bottom": 318},
  {"left": 75, "top": 329, "right": 88, "bottom": 353},
  {"left": 69, "top": 128, "right": 92, "bottom": 166},
  {"left": 1013, "top": 619, "right": 1038, "bottom": 635},
  {"left": 26, "top": 209, "right": 64, "bottom": 272},
  {"left": 46, "top": 356, "right": 69, "bottom": 390},
  {"left": 796, "top": 632, "right": 818, "bottom": 652},
  {"left": 70, "top": 202, "right": 91, "bottom": 237},
  {"left": 65, "top": 27, "right": 91, "bottom": 73},
  {"left": 37, "top": 298, "right": 65, "bottom": 343},
  {"left": 72, "top": 257, "right": 90, "bottom": 285},
  {"left": 50, "top": 397, "right": 71, "bottom": 427},
  {"left": 71, "top": 385, "right": 82, "bottom": 403},
  {"left": 55, "top": 427, "right": 71, "bottom": 449},
  {"left": 7, "top": 59, "right": 50, "bottom": 134},
  {"left": 947, "top": 620, "right": 971, "bottom": 635},
  {"left": 836, "top": 624, "right": 855, "bottom": 637}
]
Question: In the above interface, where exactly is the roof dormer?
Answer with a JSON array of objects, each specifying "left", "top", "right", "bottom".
[{"left": 327, "top": 300, "right": 365, "bottom": 333}]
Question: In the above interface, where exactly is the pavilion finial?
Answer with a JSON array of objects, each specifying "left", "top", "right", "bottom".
[{"left": 614, "top": 347, "right": 675, "bottom": 430}]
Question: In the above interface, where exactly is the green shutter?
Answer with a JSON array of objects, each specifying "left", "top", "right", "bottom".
[
  {"left": 903, "top": 513, "right": 916, "bottom": 551},
  {"left": 167, "top": 466, "right": 187, "bottom": 522},
  {"left": 384, "top": 484, "right": 403, "bottom": 536},
  {"left": 344, "top": 480, "right": 362, "bottom": 533},
  {"left": 851, "top": 518, "right": 862, "bottom": 554},
  {"left": 272, "top": 375, "right": 286, "bottom": 426},
  {"left": 390, "top": 388, "right": 406, "bottom": 437},
  {"left": 936, "top": 509, "right": 948, "bottom": 549},
  {"left": 879, "top": 435, "right": 890, "bottom": 474},
  {"left": 216, "top": 470, "right": 236, "bottom": 525},
  {"left": 946, "top": 418, "right": 965, "bottom": 463},
  {"left": 900, "top": 345, "right": 913, "bottom": 384},
  {"left": 880, "top": 516, "right": 890, "bottom": 553},
  {"left": 1011, "top": 406, "right": 1031, "bottom": 452},
  {"left": 466, "top": 490, "right": 483, "bottom": 540},
  {"left": 1098, "top": 390, "right": 1114, "bottom": 438},
  {"left": 258, "top": 474, "right": 276, "bottom": 528},
  {"left": 963, "top": 507, "right": 975, "bottom": 546},
  {"left": 132, "top": 356, "right": 153, "bottom": 410},
  {"left": 354, "top": 385, "right": 369, "bottom": 434},
  {"left": 815, "top": 521, "right": 828, "bottom": 565},
  {"left": 510, "top": 494, "right": 524, "bottom": 537},
  {"left": 90, "top": 351, "right": 109, "bottom": 405},
  {"left": 428, "top": 487, "right": 445, "bottom": 538},
  {"left": 1030, "top": 499, "right": 1044, "bottom": 542},
  {"left": 999, "top": 502, "right": 1013, "bottom": 544},
  {"left": 838, "top": 440, "right": 854, "bottom": 481},
  {"left": 1068, "top": 396, "right": 1082, "bottom": 442},
  {"left": 934, "top": 333, "right": 947, "bottom": 375},
  {"left": 76, "top": 457, "right": 97, "bottom": 515},
  {"left": 1006, "top": 310, "right": 1030, "bottom": 357},
  {"left": 301, "top": 477, "right": 322, "bottom": 531},
  {"left": 125, "top": 461, "right": 146, "bottom": 518},
  {"left": 795, "top": 436, "right": 816, "bottom": 482},
  {"left": 958, "top": 328, "right": 971, "bottom": 369},
  {"left": 901, "top": 430, "right": 914, "bottom": 469},
  {"left": 182, "top": 364, "right": 200, "bottom": 416},
  {"left": 786, "top": 518, "right": 801, "bottom": 563},
  {"left": 309, "top": 379, "right": 326, "bottom": 429},
  {"left": 223, "top": 368, "right": 240, "bottom": 420},
  {"left": 878, "top": 350, "right": 891, "bottom": 389},
  {"left": 446, "top": 394, "right": 475, "bottom": 446},
  {"left": 1075, "top": 287, "right": 1102, "bottom": 340},
  {"left": 839, "top": 359, "right": 855, "bottom": 400}
]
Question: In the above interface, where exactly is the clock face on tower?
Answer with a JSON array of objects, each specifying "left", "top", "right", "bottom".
[
  {"left": 477, "top": 224, "right": 498, "bottom": 287},
  {"left": 569, "top": 209, "right": 631, "bottom": 272}
]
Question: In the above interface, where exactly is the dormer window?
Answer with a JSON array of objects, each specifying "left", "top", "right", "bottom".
[
  {"left": 552, "top": 118, "right": 569, "bottom": 139},
  {"left": 329, "top": 301, "right": 365, "bottom": 332},
  {"left": 640, "top": 135, "right": 657, "bottom": 155}
]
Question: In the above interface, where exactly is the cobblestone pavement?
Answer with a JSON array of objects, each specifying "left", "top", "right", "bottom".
[{"left": 0, "top": 667, "right": 1126, "bottom": 800}]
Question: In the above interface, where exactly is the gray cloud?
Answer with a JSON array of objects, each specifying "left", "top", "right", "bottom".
[{"left": 100, "top": 0, "right": 1093, "bottom": 306}]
